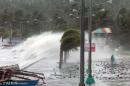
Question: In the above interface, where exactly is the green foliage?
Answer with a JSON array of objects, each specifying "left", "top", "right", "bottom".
[
  {"left": 60, "top": 29, "right": 80, "bottom": 51},
  {"left": 0, "top": 9, "right": 45, "bottom": 38},
  {"left": 117, "top": 8, "right": 130, "bottom": 31},
  {"left": 114, "top": 7, "right": 130, "bottom": 48},
  {"left": 14, "top": 9, "right": 24, "bottom": 21},
  {"left": 0, "top": 0, "right": 113, "bottom": 38},
  {"left": 0, "top": 27, "right": 14, "bottom": 38}
]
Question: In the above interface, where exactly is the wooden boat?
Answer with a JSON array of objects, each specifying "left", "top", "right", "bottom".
[{"left": 0, "top": 64, "right": 45, "bottom": 86}]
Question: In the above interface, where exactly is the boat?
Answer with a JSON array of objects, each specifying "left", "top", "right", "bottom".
[
  {"left": 1, "top": 43, "right": 13, "bottom": 49},
  {"left": 1, "top": 40, "right": 13, "bottom": 49},
  {"left": 0, "top": 64, "right": 45, "bottom": 86}
]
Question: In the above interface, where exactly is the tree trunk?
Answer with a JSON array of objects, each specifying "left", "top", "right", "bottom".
[
  {"left": 1, "top": 36, "right": 3, "bottom": 42},
  {"left": 64, "top": 51, "right": 69, "bottom": 64},
  {"left": 59, "top": 48, "right": 63, "bottom": 69},
  {"left": 64, "top": 51, "right": 67, "bottom": 64}
]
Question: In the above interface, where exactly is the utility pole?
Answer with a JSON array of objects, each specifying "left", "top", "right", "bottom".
[
  {"left": 88, "top": 0, "right": 92, "bottom": 77},
  {"left": 79, "top": 0, "right": 85, "bottom": 86},
  {"left": 86, "top": 0, "right": 95, "bottom": 85}
]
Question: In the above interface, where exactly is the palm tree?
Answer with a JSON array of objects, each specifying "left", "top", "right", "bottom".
[{"left": 59, "top": 29, "right": 80, "bottom": 69}]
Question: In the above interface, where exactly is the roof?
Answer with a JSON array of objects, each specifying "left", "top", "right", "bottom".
[{"left": 93, "top": 27, "right": 112, "bottom": 34}]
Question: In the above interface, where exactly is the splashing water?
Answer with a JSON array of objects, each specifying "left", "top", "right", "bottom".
[
  {"left": 0, "top": 32, "right": 117, "bottom": 86},
  {"left": 0, "top": 32, "right": 116, "bottom": 68},
  {"left": 0, "top": 32, "right": 62, "bottom": 68},
  {"left": 0, "top": 32, "right": 118, "bottom": 86}
]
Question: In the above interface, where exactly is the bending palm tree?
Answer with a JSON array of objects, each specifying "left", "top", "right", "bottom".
[{"left": 59, "top": 29, "right": 80, "bottom": 69}]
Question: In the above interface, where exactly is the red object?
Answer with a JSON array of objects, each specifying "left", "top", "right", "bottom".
[{"left": 85, "top": 43, "right": 96, "bottom": 52}]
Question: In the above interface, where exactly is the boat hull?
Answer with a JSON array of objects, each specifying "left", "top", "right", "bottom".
[{"left": 0, "top": 80, "right": 39, "bottom": 86}]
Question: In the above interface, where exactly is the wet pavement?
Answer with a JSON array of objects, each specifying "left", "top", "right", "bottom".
[{"left": 25, "top": 57, "right": 130, "bottom": 86}]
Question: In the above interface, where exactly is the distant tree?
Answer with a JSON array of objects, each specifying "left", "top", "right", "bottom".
[
  {"left": 51, "top": 13, "right": 67, "bottom": 31},
  {"left": 117, "top": 8, "right": 129, "bottom": 32},
  {"left": 22, "top": 13, "right": 32, "bottom": 37},
  {"left": 13, "top": 9, "right": 25, "bottom": 38},
  {"left": 0, "top": 9, "right": 14, "bottom": 41},
  {"left": 114, "top": 8, "right": 130, "bottom": 49},
  {"left": 30, "top": 11, "right": 44, "bottom": 33}
]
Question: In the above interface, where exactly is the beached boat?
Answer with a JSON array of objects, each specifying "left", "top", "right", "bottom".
[{"left": 0, "top": 64, "right": 45, "bottom": 86}]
